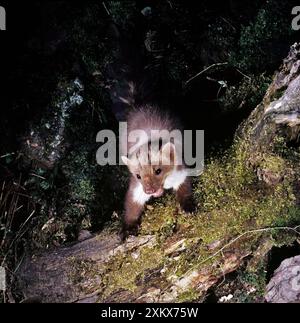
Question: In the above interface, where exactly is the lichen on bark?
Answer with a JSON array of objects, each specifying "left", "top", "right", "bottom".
[{"left": 16, "top": 43, "right": 300, "bottom": 303}]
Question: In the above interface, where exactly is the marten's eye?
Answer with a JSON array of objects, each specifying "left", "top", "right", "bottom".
[
  {"left": 136, "top": 174, "right": 141, "bottom": 180},
  {"left": 155, "top": 168, "right": 162, "bottom": 175}
]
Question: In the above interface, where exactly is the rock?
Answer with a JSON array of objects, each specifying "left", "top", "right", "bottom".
[
  {"left": 15, "top": 43, "right": 300, "bottom": 303},
  {"left": 265, "top": 255, "right": 300, "bottom": 303},
  {"left": 78, "top": 230, "right": 93, "bottom": 242},
  {"left": 240, "top": 43, "right": 300, "bottom": 148},
  {"left": 238, "top": 43, "right": 300, "bottom": 189},
  {"left": 16, "top": 232, "right": 156, "bottom": 303},
  {"left": 141, "top": 7, "right": 152, "bottom": 17}
]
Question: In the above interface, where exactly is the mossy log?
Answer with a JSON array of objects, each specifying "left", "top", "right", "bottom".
[
  {"left": 16, "top": 43, "right": 300, "bottom": 303},
  {"left": 18, "top": 229, "right": 254, "bottom": 303}
]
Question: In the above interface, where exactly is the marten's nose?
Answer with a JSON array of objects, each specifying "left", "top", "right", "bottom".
[{"left": 145, "top": 188, "right": 156, "bottom": 194}]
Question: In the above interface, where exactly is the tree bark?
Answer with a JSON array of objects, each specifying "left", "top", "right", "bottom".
[{"left": 16, "top": 43, "right": 300, "bottom": 303}]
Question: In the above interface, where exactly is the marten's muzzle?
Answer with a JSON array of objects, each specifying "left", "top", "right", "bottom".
[{"left": 145, "top": 187, "right": 164, "bottom": 198}]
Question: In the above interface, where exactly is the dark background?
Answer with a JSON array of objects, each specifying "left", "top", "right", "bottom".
[{"left": 0, "top": 2, "right": 299, "bottom": 293}]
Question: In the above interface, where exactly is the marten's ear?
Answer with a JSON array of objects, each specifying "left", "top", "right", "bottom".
[
  {"left": 121, "top": 156, "right": 139, "bottom": 174},
  {"left": 161, "top": 142, "right": 175, "bottom": 165},
  {"left": 121, "top": 156, "right": 130, "bottom": 166}
]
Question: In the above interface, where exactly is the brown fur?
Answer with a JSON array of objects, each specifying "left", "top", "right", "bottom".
[
  {"left": 176, "top": 177, "right": 194, "bottom": 213},
  {"left": 120, "top": 177, "right": 144, "bottom": 240},
  {"left": 120, "top": 175, "right": 194, "bottom": 240},
  {"left": 120, "top": 106, "right": 194, "bottom": 240}
]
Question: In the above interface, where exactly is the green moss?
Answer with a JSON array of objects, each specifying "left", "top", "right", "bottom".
[
  {"left": 220, "top": 74, "right": 271, "bottom": 113},
  {"left": 99, "top": 246, "right": 166, "bottom": 300},
  {"left": 259, "top": 154, "right": 285, "bottom": 174},
  {"left": 177, "top": 288, "right": 202, "bottom": 303},
  {"left": 233, "top": 263, "right": 267, "bottom": 303},
  {"left": 68, "top": 257, "right": 96, "bottom": 284},
  {"left": 269, "top": 86, "right": 287, "bottom": 102},
  {"left": 107, "top": 1, "right": 137, "bottom": 30},
  {"left": 140, "top": 194, "right": 179, "bottom": 238},
  {"left": 273, "top": 135, "right": 300, "bottom": 165},
  {"left": 100, "top": 139, "right": 299, "bottom": 301},
  {"left": 230, "top": 1, "right": 295, "bottom": 73}
]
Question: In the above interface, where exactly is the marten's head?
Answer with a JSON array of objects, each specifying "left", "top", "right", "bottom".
[{"left": 122, "top": 142, "right": 177, "bottom": 197}]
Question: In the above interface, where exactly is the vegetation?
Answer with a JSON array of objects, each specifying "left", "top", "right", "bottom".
[
  {"left": 96, "top": 138, "right": 299, "bottom": 301},
  {"left": 0, "top": 0, "right": 299, "bottom": 302}
]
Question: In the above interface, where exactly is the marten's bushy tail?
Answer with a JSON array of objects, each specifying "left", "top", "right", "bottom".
[{"left": 105, "top": 23, "right": 156, "bottom": 121}]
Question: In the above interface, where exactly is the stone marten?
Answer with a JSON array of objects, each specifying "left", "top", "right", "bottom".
[
  {"left": 120, "top": 105, "right": 194, "bottom": 239},
  {"left": 106, "top": 24, "right": 194, "bottom": 240}
]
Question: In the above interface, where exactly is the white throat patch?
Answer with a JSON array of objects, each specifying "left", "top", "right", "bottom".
[
  {"left": 132, "top": 168, "right": 188, "bottom": 205},
  {"left": 132, "top": 182, "right": 152, "bottom": 205},
  {"left": 164, "top": 168, "right": 187, "bottom": 190}
]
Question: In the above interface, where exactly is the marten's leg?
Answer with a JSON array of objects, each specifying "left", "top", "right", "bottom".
[
  {"left": 175, "top": 177, "right": 195, "bottom": 213},
  {"left": 120, "top": 178, "right": 150, "bottom": 241}
]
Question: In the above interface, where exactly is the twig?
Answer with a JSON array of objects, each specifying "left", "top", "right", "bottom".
[
  {"left": 15, "top": 210, "right": 36, "bottom": 240},
  {"left": 0, "top": 181, "right": 5, "bottom": 204},
  {"left": 0, "top": 152, "right": 15, "bottom": 159},
  {"left": 29, "top": 173, "right": 46, "bottom": 180},
  {"left": 1, "top": 210, "right": 35, "bottom": 267},
  {"left": 217, "top": 250, "right": 226, "bottom": 287},
  {"left": 184, "top": 62, "right": 228, "bottom": 87},
  {"left": 167, "top": 0, "right": 173, "bottom": 9},
  {"left": 13, "top": 253, "right": 25, "bottom": 275},
  {"left": 235, "top": 67, "right": 251, "bottom": 80},
  {"left": 185, "top": 225, "right": 300, "bottom": 277},
  {"left": 217, "top": 85, "right": 223, "bottom": 99},
  {"left": 14, "top": 205, "right": 24, "bottom": 213},
  {"left": 220, "top": 17, "right": 236, "bottom": 31},
  {"left": 184, "top": 62, "right": 252, "bottom": 88},
  {"left": 13, "top": 193, "right": 32, "bottom": 199},
  {"left": 102, "top": 2, "right": 111, "bottom": 16},
  {"left": 71, "top": 288, "right": 103, "bottom": 303}
]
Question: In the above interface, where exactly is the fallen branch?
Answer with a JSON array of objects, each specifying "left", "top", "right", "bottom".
[
  {"left": 184, "top": 225, "right": 300, "bottom": 277},
  {"left": 184, "top": 62, "right": 228, "bottom": 87}
]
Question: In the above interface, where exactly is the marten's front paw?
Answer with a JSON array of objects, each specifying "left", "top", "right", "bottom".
[
  {"left": 180, "top": 200, "right": 196, "bottom": 214},
  {"left": 119, "top": 224, "right": 139, "bottom": 242}
]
